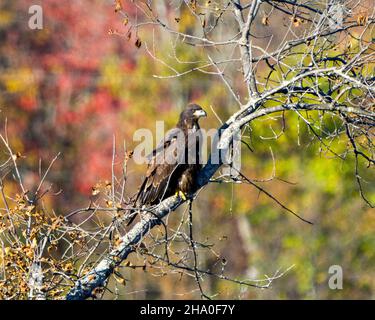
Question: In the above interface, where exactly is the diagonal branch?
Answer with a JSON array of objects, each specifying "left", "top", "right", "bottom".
[{"left": 65, "top": 93, "right": 373, "bottom": 299}]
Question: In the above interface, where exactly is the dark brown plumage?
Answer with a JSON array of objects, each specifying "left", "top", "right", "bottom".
[{"left": 127, "top": 103, "right": 207, "bottom": 225}]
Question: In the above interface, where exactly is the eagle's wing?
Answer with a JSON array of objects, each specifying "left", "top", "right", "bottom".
[
  {"left": 126, "top": 129, "right": 185, "bottom": 226},
  {"left": 145, "top": 127, "right": 182, "bottom": 162},
  {"left": 136, "top": 129, "right": 185, "bottom": 206}
]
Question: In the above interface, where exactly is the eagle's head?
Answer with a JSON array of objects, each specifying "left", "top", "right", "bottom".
[{"left": 180, "top": 103, "right": 207, "bottom": 123}]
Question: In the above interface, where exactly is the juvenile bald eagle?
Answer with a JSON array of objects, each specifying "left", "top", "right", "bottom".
[{"left": 127, "top": 104, "right": 207, "bottom": 225}]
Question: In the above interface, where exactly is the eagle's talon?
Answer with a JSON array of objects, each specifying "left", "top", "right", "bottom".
[{"left": 176, "top": 190, "right": 187, "bottom": 201}]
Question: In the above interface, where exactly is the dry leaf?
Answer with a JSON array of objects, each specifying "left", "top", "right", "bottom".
[
  {"left": 12, "top": 152, "right": 22, "bottom": 161},
  {"left": 135, "top": 38, "right": 142, "bottom": 48},
  {"left": 357, "top": 14, "right": 368, "bottom": 26},
  {"left": 63, "top": 262, "right": 73, "bottom": 272},
  {"left": 114, "top": 0, "right": 122, "bottom": 12},
  {"left": 115, "top": 238, "right": 123, "bottom": 247},
  {"left": 292, "top": 17, "right": 301, "bottom": 27},
  {"left": 125, "top": 150, "right": 134, "bottom": 161},
  {"left": 190, "top": 0, "right": 197, "bottom": 11},
  {"left": 262, "top": 16, "right": 269, "bottom": 26},
  {"left": 91, "top": 185, "right": 100, "bottom": 196},
  {"left": 114, "top": 273, "right": 126, "bottom": 286},
  {"left": 88, "top": 274, "right": 97, "bottom": 281}
]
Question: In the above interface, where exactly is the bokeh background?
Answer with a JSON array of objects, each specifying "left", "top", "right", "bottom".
[{"left": 0, "top": 0, "right": 374, "bottom": 299}]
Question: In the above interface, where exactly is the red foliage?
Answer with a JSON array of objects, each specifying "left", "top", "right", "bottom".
[
  {"left": 2, "top": 0, "right": 136, "bottom": 197},
  {"left": 19, "top": 95, "right": 37, "bottom": 111}
]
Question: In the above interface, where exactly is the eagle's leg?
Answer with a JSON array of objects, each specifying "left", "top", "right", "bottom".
[{"left": 176, "top": 169, "right": 197, "bottom": 201}]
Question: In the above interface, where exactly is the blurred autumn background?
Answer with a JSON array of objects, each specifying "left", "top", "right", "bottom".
[{"left": 0, "top": 0, "right": 374, "bottom": 299}]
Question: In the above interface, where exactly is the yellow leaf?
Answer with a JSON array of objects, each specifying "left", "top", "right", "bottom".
[{"left": 4, "top": 247, "right": 11, "bottom": 256}]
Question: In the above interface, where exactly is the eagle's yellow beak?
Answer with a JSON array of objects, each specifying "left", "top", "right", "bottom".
[{"left": 193, "top": 109, "right": 207, "bottom": 118}]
